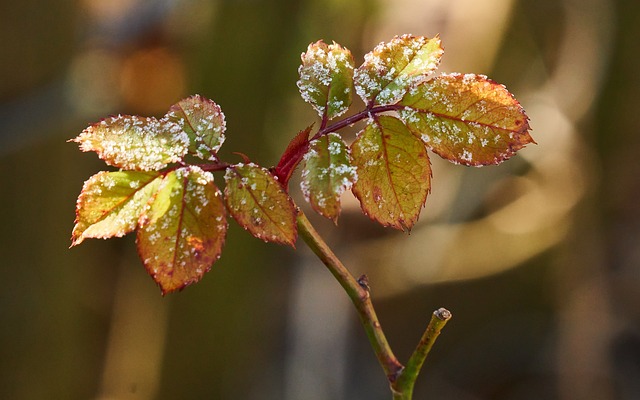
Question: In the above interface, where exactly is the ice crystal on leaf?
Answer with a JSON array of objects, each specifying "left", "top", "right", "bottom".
[
  {"left": 350, "top": 115, "right": 431, "bottom": 230},
  {"left": 301, "top": 132, "right": 357, "bottom": 223},
  {"left": 162, "top": 95, "right": 226, "bottom": 161},
  {"left": 137, "top": 167, "right": 227, "bottom": 294},
  {"left": 224, "top": 164, "right": 297, "bottom": 247},
  {"left": 297, "top": 40, "right": 355, "bottom": 119},
  {"left": 71, "top": 171, "right": 162, "bottom": 245},
  {"left": 354, "top": 34, "right": 443, "bottom": 106},
  {"left": 72, "top": 115, "right": 189, "bottom": 171},
  {"left": 399, "top": 73, "right": 533, "bottom": 166}
]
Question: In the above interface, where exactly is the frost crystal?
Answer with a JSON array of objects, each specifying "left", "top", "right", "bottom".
[
  {"left": 72, "top": 171, "right": 162, "bottom": 245},
  {"left": 224, "top": 163, "right": 297, "bottom": 246},
  {"left": 354, "top": 34, "right": 443, "bottom": 105},
  {"left": 297, "top": 40, "right": 354, "bottom": 119},
  {"left": 163, "top": 95, "right": 226, "bottom": 161},
  {"left": 136, "top": 166, "right": 227, "bottom": 294},
  {"left": 398, "top": 72, "right": 533, "bottom": 166},
  {"left": 350, "top": 115, "right": 431, "bottom": 230},
  {"left": 301, "top": 132, "right": 356, "bottom": 222},
  {"left": 73, "top": 115, "right": 189, "bottom": 171}
]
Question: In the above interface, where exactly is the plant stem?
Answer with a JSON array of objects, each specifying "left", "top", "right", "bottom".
[
  {"left": 296, "top": 208, "right": 452, "bottom": 399},
  {"left": 392, "top": 308, "right": 452, "bottom": 398},
  {"left": 296, "top": 209, "right": 404, "bottom": 383},
  {"left": 311, "top": 104, "right": 402, "bottom": 140}
]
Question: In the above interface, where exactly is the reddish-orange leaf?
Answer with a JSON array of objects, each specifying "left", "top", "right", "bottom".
[
  {"left": 137, "top": 167, "right": 227, "bottom": 294},
  {"left": 399, "top": 73, "right": 533, "bottom": 166},
  {"left": 224, "top": 163, "right": 297, "bottom": 246},
  {"left": 350, "top": 115, "right": 431, "bottom": 230}
]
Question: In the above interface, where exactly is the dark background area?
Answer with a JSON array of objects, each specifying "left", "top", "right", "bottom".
[{"left": 1, "top": 0, "right": 639, "bottom": 399}]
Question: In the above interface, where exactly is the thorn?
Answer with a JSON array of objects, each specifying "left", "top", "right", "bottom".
[
  {"left": 232, "top": 152, "right": 251, "bottom": 164},
  {"left": 357, "top": 274, "right": 370, "bottom": 292}
]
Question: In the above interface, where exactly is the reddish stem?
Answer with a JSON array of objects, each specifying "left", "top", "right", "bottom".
[{"left": 311, "top": 104, "right": 403, "bottom": 141}]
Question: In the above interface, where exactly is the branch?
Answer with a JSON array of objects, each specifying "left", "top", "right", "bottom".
[
  {"left": 392, "top": 308, "right": 452, "bottom": 398},
  {"left": 296, "top": 209, "right": 404, "bottom": 383},
  {"left": 311, "top": 104, "right": 403, "bottom": 141}
]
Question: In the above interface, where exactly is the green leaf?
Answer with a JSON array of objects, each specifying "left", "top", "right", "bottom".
[
  {"left": 137, "top": 167, "right": 227, "bottom": 295},
  {"left": 301, "top": 133, "right": 357, "bottom": 223},
  {"left": 297, "top": 40, "right": 355, "bottom": 119},
  {"left": 399, "top": 73, "right": 533, "bottom": 166},
  {"left": 224, "top": 163, "right": 297, "bottom": 246},
  {"left": 163, "top": 95, "right": 226, "bottom": 161},
  {"left": 72, "top": 115, "right": 190, "bottom": 171},
  {"left": 350, "top": 115, "right": 431, "bottom": 230},
  {"left": 354, "top": 34, "right": 443, "bottom": 106},
  {"left": 71, "top": 171, "right": 163, "bottom": 246}
]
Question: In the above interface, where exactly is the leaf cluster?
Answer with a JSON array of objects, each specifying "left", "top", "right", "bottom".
[{"left": 71, "top": 34, "right": 533, "bottom": 293}]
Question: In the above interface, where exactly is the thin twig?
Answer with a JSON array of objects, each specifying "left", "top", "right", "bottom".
[{"left": 392, "top": 308, "right": 452, "bottom": 398}]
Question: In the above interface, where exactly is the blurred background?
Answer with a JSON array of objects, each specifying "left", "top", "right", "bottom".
[{"left": 1, "top": 0, "right": 638, "bottom": 399}]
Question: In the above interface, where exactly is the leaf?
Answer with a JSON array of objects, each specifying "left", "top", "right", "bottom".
[
  {"left": 224, "top": 163, "right": 297, "bottom": 246},
  {"left": 350, "top": 115, "right": 431, "bottom": 230},
  {"left": 273, "top": 126, "right": 311, "bottom": 186},
  {"left": 354, "top": 34, "right": 443, "bottom": 106},
  {"left": 301, "top": 133, "right": 357, "bottom": 223},
  {"left": 72, "top": 115, "right": 190, "bottom": 171},
  {"left": 399, "top": 73, "right": 533, "bottom": 166},
  {"left": 71, "top": 171, "right": 163, "bottom": 246},
  {"left": 137, "top": 167, "right": 227, "bottom": 294},
  {"left": 163, "top": 95, "right": 226, "bottom": 161},
  {"left": 297, "top": 40, "right": 355, "bottom": 119}
]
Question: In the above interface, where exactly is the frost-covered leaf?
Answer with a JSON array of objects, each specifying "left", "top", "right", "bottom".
[
  {"left": 71, "top": 171, "right": 163, "bottom": 246},
  {"left": 273, "top": 126, "right": 311, "bottom": 185},
  {"left": 301, "top": 133, "right": 357, "bottom": 223},
  {"left": 297, "top": 40, "right": 355, "bottom": 119},
  {"left": 350, "top": 115, "right": 431, "bottom": 230},
  {"left": 163, "top": 95, "right": 226, "bottom": 161},
  {"left": 137, "top": 167, "right": 227, "bottom": 295},
  {"left": 399, "top": 73, "right": 533, "bottom": 166},
  {"left": 354, "top": 34, "right": 443, "bottom": 106},
  {"left": 72, "top": 115, "right": 189, "bottom": 171},
  {"left": 224, "top": 163, "right": 297, "bottom": 246}
]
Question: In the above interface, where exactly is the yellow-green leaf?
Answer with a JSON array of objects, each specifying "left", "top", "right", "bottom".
[
  {"left": 354, "top": 35, "right": 443, "bottom": 106},
  {"left": 350, "top": 115, "right": 431, "bottom": 230},
  {"left": 137, "top": 167, "right": 227, "bottom": 294},
  {"left": 72, "top": 115, "right": 190, "bottom": 171},
  {"left": 224, "top": 163, "right": 297, "bottom": 246},
  {"left": 297, "top": 40, "right": 355, "bottom": 119},
  {"left": 301, "top": 133, "right": 357, "bottom": 223},
  {"left": 162, "top": 95, "right": 226, "bottom": 161},
  {"left": 71, "top": 171, "right": 163, "bottom": 246},
  {"left": 399, "top": 73, "right": 533, "bottom": 166}
]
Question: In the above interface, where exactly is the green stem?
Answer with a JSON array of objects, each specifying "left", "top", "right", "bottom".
[
  {"left": 296, "top": 210, "right": 404, "bottom": 383},
  {"left": 296, "top": 208, "right": 452, "bottom": 399},
  {"left": 392, "top": 308, "right": 452, "bottom": 397}
]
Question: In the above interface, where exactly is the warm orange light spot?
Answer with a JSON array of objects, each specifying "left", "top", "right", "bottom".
[{"left": 119, "top": 47, "right": 186, "bottom": 115}]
